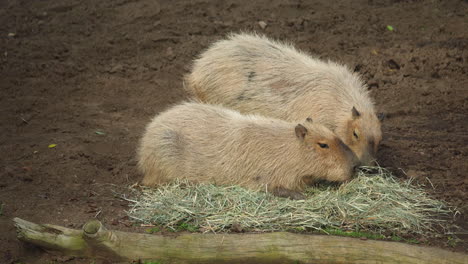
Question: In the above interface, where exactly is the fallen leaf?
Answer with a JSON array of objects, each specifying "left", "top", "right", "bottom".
[{"left": 48, "top": 144, "right": 57, "bottom": 148}]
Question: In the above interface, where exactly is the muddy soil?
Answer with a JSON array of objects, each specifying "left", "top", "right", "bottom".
[{"left": 1, "top": 0, "right": 467, "bottom": 263}]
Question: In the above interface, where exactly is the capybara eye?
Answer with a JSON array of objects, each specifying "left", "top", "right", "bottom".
[{"left": 318, "top": 143, "right": 329, "bottom": 149}]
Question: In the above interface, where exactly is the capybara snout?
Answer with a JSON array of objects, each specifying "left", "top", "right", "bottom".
[
  {"left": 337, "top": 136, "right": 361, "bottom": 179},
  {"left": 340, "top": 109, "right": 382, "bottom": 166},
  {"left": 138, "top": 103, "right": 357, "bottom": 198}
]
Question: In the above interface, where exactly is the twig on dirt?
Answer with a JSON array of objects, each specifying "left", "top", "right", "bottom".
[{"left": 94, "top": 210, "right": 101, "bottom": 218}]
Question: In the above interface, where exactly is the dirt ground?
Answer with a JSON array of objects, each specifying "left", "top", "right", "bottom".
[{"left": 1, "top": 0, "right": 467, "bottom": 263}]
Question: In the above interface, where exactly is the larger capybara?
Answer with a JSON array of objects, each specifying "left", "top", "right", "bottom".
[
  {"left": 138, "top": 102, "right": 359, "bottom": 199},
  {"left": 184, "top": 33, "right": 382, "bottom": 165}
]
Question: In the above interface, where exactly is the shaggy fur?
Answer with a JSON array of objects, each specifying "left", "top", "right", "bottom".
[
  {"left": 185, "top": 33, "right": 382, "bottom": 165},
  {"left": 138, "top": 102, "right": 359, "bottom": 198}
]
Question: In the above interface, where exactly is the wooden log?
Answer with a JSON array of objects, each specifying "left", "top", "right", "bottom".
[{"left": 14, "top": 217, "right": 467, "bottom": 264}]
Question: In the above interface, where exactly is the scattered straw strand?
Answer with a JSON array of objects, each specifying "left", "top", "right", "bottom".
[{"left": 125, "top": 167, "right": 453, "bottom": 235}]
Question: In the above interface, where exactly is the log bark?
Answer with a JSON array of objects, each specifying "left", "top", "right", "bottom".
[{"left": 14, "top": 217, "right": 467, "bottom": 264}]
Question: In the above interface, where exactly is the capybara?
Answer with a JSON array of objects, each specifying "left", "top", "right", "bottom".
[
  {"left": 184, "top": 33, "right": 382, "bottom": 165},
  {"left": 138, "top": 102, "right": 359, "bottom": 199}
]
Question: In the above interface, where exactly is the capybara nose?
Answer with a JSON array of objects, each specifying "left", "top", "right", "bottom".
[
  {"left": 353, "top": 163, "right": 361, "bottom": 172},
  {"left": 361, "top": 156, "right": 376, "bottom": 167}
]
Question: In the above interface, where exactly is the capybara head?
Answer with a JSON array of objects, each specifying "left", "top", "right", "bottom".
[
  {"left": 295, "top": 118, "right": 360, "bottom": 183},
  {"left": 340, "top": 107, "right": 383, "bottom": 166}
]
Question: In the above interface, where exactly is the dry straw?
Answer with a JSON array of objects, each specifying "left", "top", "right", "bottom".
[{"left": 125, "top": 167, "right": 453, "bottom": 236}]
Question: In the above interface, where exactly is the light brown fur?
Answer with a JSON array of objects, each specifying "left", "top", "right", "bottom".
[
  {"left": 184, "top": 33, "right": 382, "bottom": 165},
  {"left": 138, "top": 102, "right": 359, "bottom": 198}
]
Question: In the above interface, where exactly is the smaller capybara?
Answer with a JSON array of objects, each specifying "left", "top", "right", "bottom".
[
  {"left": 138, "top": 102, "right": 359, "bottom": 199},
  {"left": 184, "top": 33, "right": 383, "bottom": 165}
]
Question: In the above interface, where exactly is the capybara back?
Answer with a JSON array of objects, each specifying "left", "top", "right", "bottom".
[{"left": 185, "top": 33, "right": 382, "bottom": 165}]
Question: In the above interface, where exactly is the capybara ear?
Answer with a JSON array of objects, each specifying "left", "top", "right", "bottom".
[
  {"left": 295, "top": 124, "right": 308, "bottom": 140},
  {"left": 352, "top": 106, "right": 361, "bottom": 119},
  {"left": 306, "top": 117, "right": 313, "bottom": 123},
  {"left": 377, "top": 112, "right": 385, "bottom": 122}
]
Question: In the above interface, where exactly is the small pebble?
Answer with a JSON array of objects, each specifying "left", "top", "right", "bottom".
[
  {"left": 108, "top": 64, "right": 123, "bottom": 73},
  {"left": 258, "top": 21, "right": 267, "bottom": 30},
  {"left": 166, "top": 47, "right": 175, "bottom": 60}
]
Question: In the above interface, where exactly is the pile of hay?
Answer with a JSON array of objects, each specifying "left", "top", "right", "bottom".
[{"left": 125, "top": 167, "right": 453, "bottom": 236}]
